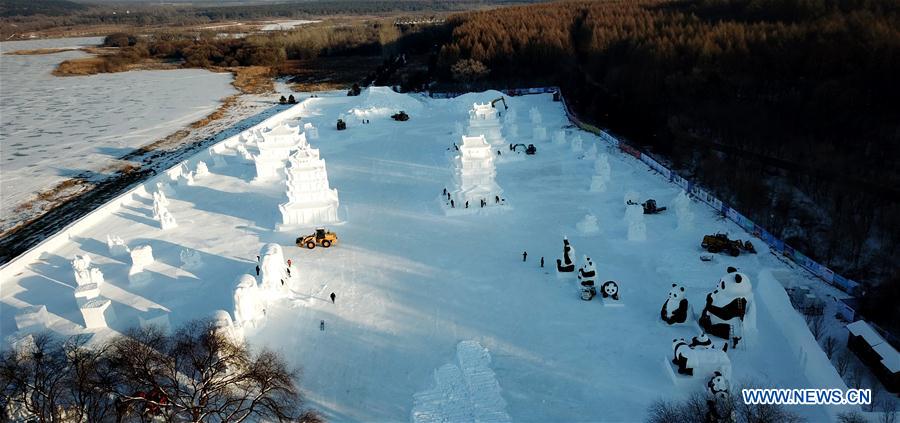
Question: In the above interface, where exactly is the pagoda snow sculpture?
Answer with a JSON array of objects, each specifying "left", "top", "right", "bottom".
[
  {"left": 468, "top": 103, "right": 505, "bottom": 147},
  {"left": 451, "top": 135, "right": 503, "bottom": 206},
  {"left": 253, "top": 123, "right": 308, "bottom": 179},
  {"left": 278, "top": 147, "right": 340, "bottom": 227}
]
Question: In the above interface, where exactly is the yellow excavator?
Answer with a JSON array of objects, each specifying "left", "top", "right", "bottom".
[{"left": 297, "top": 228, "right": 339, "bottom": 249}]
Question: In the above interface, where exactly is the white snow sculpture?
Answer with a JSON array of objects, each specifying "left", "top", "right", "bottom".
[
  {"left": 529, "top": 107, "right": 542, "bottom": 125},
  {"left": 107, "top": 235, "right": 129, "bottom": 257},
  {"left": 180, "top": 249, "right": 203, "bottom": 270},
  {"left": 556, "top": 237, "right": 576, "bottom": 273},
  {"left": 178, "top": 171, "right": 195, "bottom": 187},
  {"left": 72, "top": 254, "right": 92, "bottom": 285},
  {"left": 451, "top": 135, "right": 503, "bottom": 206},
  {"left": 209, "top": 146, "right": 228, "bottom": 168},
  {"left": 674, "top": 190, "right": 695, "bottom": 231},
  {"left": 671, "top": 338, "right": 731, "bottom": 377},
  {"left": 166, "top": 162, "right": 187, "bottom": 182},
  {"left": 139, "top": 309, "right": 171, "bottom": 332},
  {"left": 74, "top": 283, "right": 100, "bottom": 306},
  {"left": 236, "top": 144, "right": 253, "bottom": 161},
  {"left": 699, "top": 269, "right": 757, "bottom": 346},
  {"left": 468, "top": 103, "right": 505, "bottom": 147},
  {"left": 624, "top": 190, "right": 641, "bottom": 205},
  {"left": 584, "top": 143, "right": 598, "bottom": 160},
  {"left": 129, "top": 245, "right": 154, "bottom": 275},
  {"left": 254, "top": 125, "right": 308, "bottom": 180},
  {"left": 259, "top": 244, "right": 289, "bottom": 296},
  {"left": 577, "top": 256, "right": 598, "bottom": 300},
  {"left": 570, "top": 135, "right": 583, "bottom": 152},
  {"left": 625, "top": 204, "right": 647, "bottom": 241},
  {"left": 212, "top": 310, "right": 243, "bottom": 344},
  {"left": 195, "top": 161, "right": 209, "bottom": 178},
  {"left": 155, "top": 181, "right": 175, "bottom": 196},
  {"left": 15, "top": 305, "right": 49, "bottom": 332},
  {"left": 590, "top": 154, "right": 612, "bottom": 192},
  {"left": 158, "top": 209, "right": 178, "bottom": 230},
  {"left": 234, "top": 274, "right": 265, "bottom": 328},
  {"left": 552, "top": 130, "right": 567, "bottom": 146},
  {"left": 279, "top": 147, "right": 340, "bottom": 226},
  {"left": 80, "top": 297, "right": 116, "bottom": 329},
  {"left": 576, "top": 213, "right": 600, "bottom": 235},
  {"left": 533, "top": 126, "right": 548, "bottom": 142},
  {"left": 303, "top": 122, "right": 319, "bottom": 140}
]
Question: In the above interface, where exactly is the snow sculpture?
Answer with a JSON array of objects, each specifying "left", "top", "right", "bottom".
[
  {"left": 661, "top": 283, "right": 690, "bottom": 325},
  {"left": 590, "top": 154, "right": 611, "bottom": 192},
  {"left": 15, "top": 305, "right": 49, "bottom": 332},
  {"left": 468, "top": 103, "right": 505, "bottom": 147},
  {"left": 234, "top": 274, "right": 265, "bottom": 328},
  {"left": 195, "top": 161, "right": 209, "bottom": 178},
  {"left": 600, "top": 280, "right": 620, "bottom": 302},
  {"left": 625, "top": 204, "right": 647, "bottom": 241},
  {"left": 235, "top": 144, "right": 253, "bottom": 161},
  {"left": 180, "top": 249, "right": 203, "bottom": 270},
  {"left": 699, "top": 269, "right": 755, "bottom": 347},
  {"left": 303, "top": 122, "right": 319, "bottom": 140},
  {"left": 279, "top": 147, "right": 340, "bottom": 226},
  {"left": 107, "top": 235, "right": 129, "bottom": 257},
  {"left": 139, "top": 308, "right": 171, "bottom": 332},
  {"left": 155, "top": 181, "right": 175, "bottom": 196},
  {"left": 158, "top": 209, "right": 177, "bottom": 230},
  {"left": 72, "top": 254, "right": 103, "bottom": 286},
  {"left": 129, "top": 245, "right": 154, "bottom": 275},
  {"left": 556, "top": 237, "right": 576, "bottom": 273},
  {"left": 529, "top": 107, "right": 542, "bottom": 125},
  {"left": 259, "top": 243, "right": 289, "bottom": 296},
  {"left": 178, "top": 171, "right": 195, "bottom": 187},
  {"left": 533, "top": 126, "right": 548, "bottom": 142},
  {"left": 671, "top": 338, "right": 731, "bottom": 377},
  {"left": 674, "top": 190, "right": 695, "bottom": 230},
  {"left": 584, "top": 143, "right": 598, "bottom": 160},
  {"left": 576, "top": 213, "right": 600, "bottom": 235},
  {"left": 212, "top": 310, "right": 243, "bottom": 343},
  {"left": 209, "top": 146, "right": 228, "bottom": 168},
  {"left": 451, "top": 135, "right": 503, "bottom": 206},
  {"left": 254, "top": 124, "right": 308, "bottom": 180},
  {"left": 570, "top": 135, "right": 583, "bottom": 152},
  {"left": 80, "top": 297, "right": 116, "bottom": 329},
  {"left": 152, "top": 191, "right": 169, "bottom": 216},
  {"left": 577, "top": 256, "right": 597, "bottom": 300},
  {"left": 74, "top": 283, "right": 100, "bottom": 306},
  {"left": 552, "top": 130, "right": 566, "bottom": 146},
  {"left": 707, "top": 370, "right": 730, "bottom": 400}
]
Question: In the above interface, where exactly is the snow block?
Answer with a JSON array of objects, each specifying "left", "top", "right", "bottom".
[
  {"left": 15, "top": 305, "right": 49, "bottom": 332},
  {"left": 106, "top": 235, "right": 129, "bottom": 257},
  {"left": 625, "top": 204, "right": 647, "bottom": 241},
  {"left": 80, "top": 297, "right": 116, "bottom": 329},
  {"left": 303, "top": 122, "right": 319, "bottom": 140},
  {"left": 195, "top": 161, "right": 209, "bottom": 178},
  {"left": 129, "top": 245, "right": 154, "bottom": 275},
  {"left": 552, "top": 130, "right": 566, "bottom": 146},
  {"left": 576, "top": 213, "right": 600, "bottom": 236}
]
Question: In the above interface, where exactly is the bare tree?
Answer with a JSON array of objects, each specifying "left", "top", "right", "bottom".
[
  {"left": 822, "top": 336, "right": 838, "bottom": 359},
  {"left": 835, "top": 350, "right": 853, "bottom": 377},
  {"left": 838, "top": 411, "right": 868, "bottom": 423},
  {"left": 645, "top": 383, "right": 801, "bottom": 423},
  {"left": 109, "top": 320, "right": 304, "bottom": 422},
  {"left": 0, "top": 333, "right": 71, "bottom": 422},
  {"left": 867, "top": 374, "right": 882, "bottom": 412},
  {"left": 880, "top": 397, "right": 897, "bottom": 423},
  {"left": 806, "top": 313, "right": 825, "bottom": 341},
  {"left": 849, "top": 364, "right": 865, "bottom": 390}
]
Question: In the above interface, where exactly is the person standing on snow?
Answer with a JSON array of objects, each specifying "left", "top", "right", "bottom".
[
  {"left": 522, "top": 251, "right": 528, "bottom": 262},
  {"left": 540, "top": 257, "right": 544, "bottom": 268},
  {"left": 330, "top": 292, "right": 336, "bottom": 303}
]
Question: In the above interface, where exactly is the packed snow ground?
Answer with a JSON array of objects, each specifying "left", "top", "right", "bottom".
[
  {"left": 0, "top": 37, "right": 236, "bottom": 228},
  {"left": 0, "top": 88, "right": 842, "bottom": 421}
]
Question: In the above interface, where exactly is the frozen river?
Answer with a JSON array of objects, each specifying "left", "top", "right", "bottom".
[{"left": 0, "top": 37, "right": 236, "bottom": 230}]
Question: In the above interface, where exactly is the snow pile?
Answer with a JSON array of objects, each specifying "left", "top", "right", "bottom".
[
  {"left": 106, "top": 235, "right": 129, "bottom": 257},
  {"left": 411, "top": 340, "right": 511, "bottom": 423},
  {"left": 234, "top": 274, "right": 266, "bottom": 328},
  {"left": 576, "top": 213, "right": 600, "bottom": 235},
  {"left": 450, "top": 135, "right": 503, "bottom": 207},
  {"left": 15, "top": 305, "right": 49, "bottom": 332},
  {"left": 673, "top": 190, "right": 695, "bottom": 231},
  {"left": 129, "top": 245, "right": 154, "bottom": 276},
  {"left": 179, "top": 248, "right": 203, "bottom": 270},
  {"left": 278, "top": 147, "right": 340, "bottom": 227},
  {"left": 253, "top": 123, "right": 307, "bottom": 179},
  {"left": 590, "top": 154, "right": 611, "bottom": 192},
  {"left": 625, "top": 204, "right": 646, "bottom": 241},
  {"left": 194, "top": 161, "right": 209, "bottom": 179},
  {"left": 72, "top": 254, "right": 103, "bottom": 286},
  {"left": 351, "top": 86, "right": 425, "bottom": 118}
]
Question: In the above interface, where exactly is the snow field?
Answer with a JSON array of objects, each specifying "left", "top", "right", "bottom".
[{"left": 0, "top": 88, "right": 847, "bottom": 421}]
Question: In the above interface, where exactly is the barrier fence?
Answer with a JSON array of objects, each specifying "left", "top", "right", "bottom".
[{"left": 428, "top": 86, "right": 861, "bottom": 295}]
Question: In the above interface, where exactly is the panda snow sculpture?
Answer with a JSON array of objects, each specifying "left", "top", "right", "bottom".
[
  {"left": 661, "top": 283, "right": 690, "bottom": 325},
  {"left": 699, "top": 268, "right": 754, "bottom": 347},
  {"left": 557, "top": 237, "right": 576, "bottom": 273},
  {"left": 705, "top": 371, "right": 731, "bottom": 422},
  {"left": 671, "top": 338, "right": 730, "bottom": 376},
  {"left": 707, "top": 370, "right": 730, "bottom": 400},
  {"left": 578, "top": 256, "right": 597, "bottom": 300},
  {"left": 600, "top": 280, "right": 619, "bottom": 301}
]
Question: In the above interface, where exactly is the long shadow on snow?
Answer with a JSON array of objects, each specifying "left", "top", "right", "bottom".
[{"left": 174, "top": 184, "right": 281, "bottom": 229}]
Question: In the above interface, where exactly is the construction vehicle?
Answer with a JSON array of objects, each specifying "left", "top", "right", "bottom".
[
  {"left": 347, "top": 83, "right": 361, "bottom": 96},
  {"left": 336, "top": 119, "right": 346, "bottom": 131},
  {"left": 701, "top": 233, "right": 756, "bottom": 257},
  {"left": 642, "top": 199, "right": 666, "bottom": 214},
  {"left": 297, "top": 228, "right": 339, "bottom": 249},
  {"left": 490, "top": 97, "right": 508, "bottom": 110},
  {"left": 391, "top": 111, "right": 410, "bottom": 121},
  {"left": 511, "top": 144, "right": 537, "bottom": 155},
  {"left": 553, "top": 91, "right": 562, "bottom": 102}
]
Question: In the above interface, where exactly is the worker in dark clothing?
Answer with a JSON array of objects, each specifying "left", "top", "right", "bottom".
[
  {"left": 495, "top": 195, "right": 500, "bottom": 204},
  {"left": 330, "top": 292, "right": 336, "bottom": 303},
  {"left": 255, "top": 265, "right": 260, "bottom": 276},
  {"left": 286, "top": 267, "right": 291, "bottom": 277},
  {"left": 443, "top": 188, "right": 447, "bottom": 196},
  {"left": 465, "top": 201, "right": 469, "bottom": 208},
  {"left": 523, "top": 251, "right": 528, "bottom": 262},
  {"left": 540, "top": 257, "right": 545, "bottom": 268},
  {"left": 450, "top": 200, "right": 455, "bottom": 208}
]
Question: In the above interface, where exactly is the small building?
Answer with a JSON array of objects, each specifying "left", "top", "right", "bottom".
[{"left": 846, "top": 320, "right": 900, "bottom": 393}]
